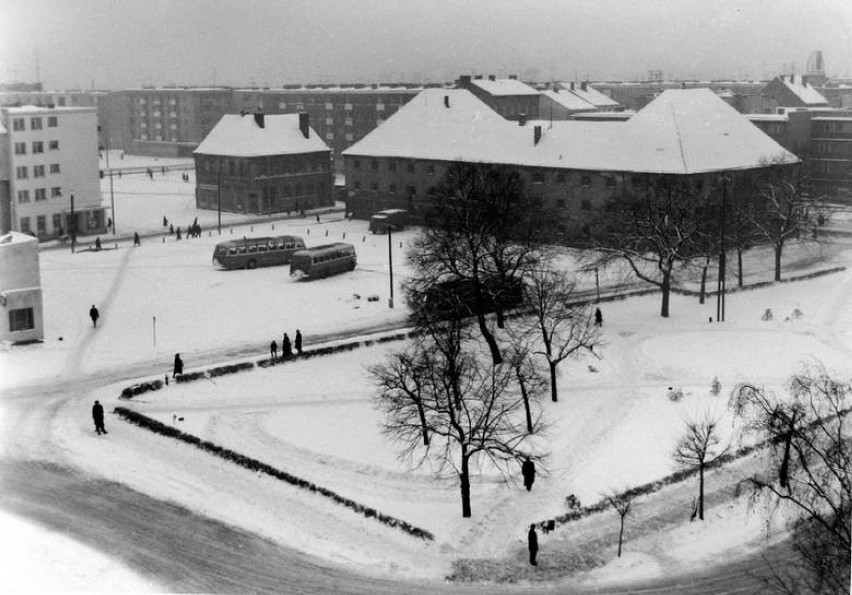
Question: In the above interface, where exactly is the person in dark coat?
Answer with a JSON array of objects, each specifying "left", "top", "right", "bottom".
[
  {"left": 163, "top": 216, "right": 168, "bottom": 227},
  {"left": 528, "top": 524, "right": 539, "bottom": 566},
  {"left": 175, "top": 227, "right": 182, "bottom": 241},
  {"left": 270, "top": 340, "right": 278, "bottom": 359},
  {"left": 282, "top": 333, "right": 292, "bottom": 358},
  {"left": 89, "top": 305, "right": 100, "bottom": 328},
  {"left": 94, "top": 237, "right": 102, "bottom": 251},
  {"left": 594, "top": 307, "right": 603, "bottom": 327},
  {"left": 173, "top": 353, "right": 184, "bottom": 378},
  {"left": 521, "top": 457, "right": 536, "bottom": 492},
  {"left": 294, "top": 330, "right": 302, "bottom": 355},
  {"left": 133, "top": 231, "right": 141, "bottom": 246},
  {"left": 92, "top": 400, "right": 107, "bottom": 435}
]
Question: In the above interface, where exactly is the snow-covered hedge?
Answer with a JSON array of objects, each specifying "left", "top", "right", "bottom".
[
  {"left": 120, "top": 379, "right": 164, "bottom": 399},
  {"left": 113, "top": 406, "right": 434, "bottom": 541},
  {"left": 208, "top": 361, "right": 255, "bottom": 377}
]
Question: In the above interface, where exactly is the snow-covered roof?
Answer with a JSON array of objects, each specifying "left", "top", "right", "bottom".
[
  {"left": 470, "top": 78, "right": 540, "bottom": 97},
  {"left": 194, "top": 114, "right": 330, "bottom": 157},
  {"left": 556, "top": 83, "right": 620, "bottom": 108},
  {"left": 2, "top": 104, "right": 96, "bottom": 115},
  {"left": 343, "top": 88, "right": 798, "bottom": 175},
  {"left": 541, "top": 90, "right": 596, "bottom": 111},
  {"left": 778, "top": 75, "right": 828, "bottom": 105},
  {"left": 0, "top": 231, "right": 38, "bottom": 246}
]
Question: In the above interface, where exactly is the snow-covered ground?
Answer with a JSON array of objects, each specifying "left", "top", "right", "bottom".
[{"left": 1, "top": 154, "right": 851, "bottom": 591}]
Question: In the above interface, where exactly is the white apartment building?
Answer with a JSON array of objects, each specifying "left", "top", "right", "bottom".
[{"left": 0, "top": 105, "right": 105, "bottom": 239}]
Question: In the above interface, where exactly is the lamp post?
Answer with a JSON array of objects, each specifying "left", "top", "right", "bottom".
[
  {"left": 594, "top": 267, "right": 600, "bottom": 302},
  {"left": 716, "top": 176, "right": 728, "bottom": 322},
  {"left": 387, "top": 224, "right": 394, "bottom": 308},
  {"left": 70, "top": 191, "right": 76, "bottom": 254},
  {"left": 105, "top": 125, "right": 116, "bottom": 235}
]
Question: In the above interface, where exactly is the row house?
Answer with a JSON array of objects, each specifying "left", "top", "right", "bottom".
[
  {"left": 194, "top": 112, "right": 333, "bottom": 215},
  {"left": 343, "top": 88, "right": 798, "bottom": 237}
]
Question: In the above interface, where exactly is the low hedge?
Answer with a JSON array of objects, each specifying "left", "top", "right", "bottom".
[
  {"left": 208, "top": 361, "right": 255, "bottom": 378},
  {"left": 114, "top": 406, "right": 434, "bottom": 541},
  {"left": 120, "top": 379, "right": 164, "bottom": 399}
]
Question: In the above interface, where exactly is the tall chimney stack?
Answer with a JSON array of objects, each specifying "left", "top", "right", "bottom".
[
  {"left": 299, "top": 112, "right": 309, "bottom": 139},
  {"left": 533, "top": 125, "right": 542, "bottom": 146}
]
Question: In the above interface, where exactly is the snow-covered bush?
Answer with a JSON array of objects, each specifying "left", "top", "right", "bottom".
[{"left": 667, "top": 387, "right": 684, "bottom": 402}]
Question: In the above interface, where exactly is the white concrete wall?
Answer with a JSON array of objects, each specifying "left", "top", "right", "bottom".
[{"left": 0, "top": 232, "right": 43, "bottom": 342}]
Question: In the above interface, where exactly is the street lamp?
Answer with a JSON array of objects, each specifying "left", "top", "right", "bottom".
[
  {"left": 594, "top": 267, "right": 600, "bottom": 302},
  {"left": 104, "top": 125, "right": 116, "bottom": 235},
  {"left": 387, "top": 224, "right": 394, "bottom": 308},
  {"left": 70, "top": 190, "right": 76, "bottom": 254},
  {"left": 716, "top": 175, "right": 729, "bottom": 322}
]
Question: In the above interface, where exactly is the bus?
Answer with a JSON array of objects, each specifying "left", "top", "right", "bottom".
[
  {"left": 289, "top": 243, "right": 357, "bottom": 279},
  {"left": 369, "top": 209, "right": 409, "bottom": 234},
  {"left": 212, "top": 235, "right": 306, "bottom": 270}
]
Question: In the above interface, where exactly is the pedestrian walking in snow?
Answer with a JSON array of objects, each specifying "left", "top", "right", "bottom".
[
  {"left": 282, "top": 333, "right": 292, "bottom": 358},
  {"left": 270, "top": 340, "right": 278, "bottom": 359},
  {"left": 594, "top": 307, "right": 603, "bottom": 327},
  {"left": 94, "top": 237, "right": 102, "bottom": 251},
  {"left": 169, "top": 223, "right": 174, "bottom": 235},
  {"left": 294, "top": 330, "right": 303, "bottom": 355},
  {"left": 92, "top": 400, "right": 107, "bottom": 435},
  {"left": 316, "top": 213, "right": 321, "bottom": 223},
  {"left": 521, "top": 457, "right": 536, "bottom": 492},
  {"left": 133, "top": 231, "right": 141, "bottom": 246},
  {"left": 163, "top": 216, "right": 168, "bottom": 227},
  {"left": 173, "top": 353, "right": 184, "bottom": 378},
  {"left": 528, "top": 524, "right": 539, "bottom": 566},
  {"left": 89, "top": 304, "right": 100, "bottom": 328},
  {"left": 175, "top": 227, "right": 182, "bottom": 241}
]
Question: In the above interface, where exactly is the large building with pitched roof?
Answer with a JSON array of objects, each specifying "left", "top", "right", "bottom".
[
  {"left": 761, "top": 75, "right": 830, "bottom": 110},
  {"left": 458, "top": 75, "right": 541, "bottom": 121},
  {"left": 342, "top": 88, "right": 798, "bottom": 232},
  {"left": 193, "top": 112, "right": 333, "bottom": 215}
]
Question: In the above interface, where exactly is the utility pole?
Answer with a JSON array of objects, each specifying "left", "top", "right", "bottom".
[
  {"left": 387, "top": 224, "right": 394, "bottom": 308},
  {"left": 217, "top": 171, "right": 222, "bottom": 235},
  {"left": 105, "top": 125, "right": 115, "bottom": 235},
  {"left": 70, "top": 192, "right": 76, "bottom": 254},
  {"left": 716, "top": 177, "right": 727, "bottom": 322}
]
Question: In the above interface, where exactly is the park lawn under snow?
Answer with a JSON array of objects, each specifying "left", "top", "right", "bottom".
[{"left": 70, "top": 264, "right": 852, "bottom": 583}]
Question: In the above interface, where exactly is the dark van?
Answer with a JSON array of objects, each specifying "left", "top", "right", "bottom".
[{"left": 369, "top": 209, "right": 408, "bottom": 234}]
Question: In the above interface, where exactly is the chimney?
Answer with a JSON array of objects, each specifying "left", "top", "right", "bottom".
[
  {"left": 474, "top": 75, "right": 483, "bottom": 80},
  {"left": 508, "top": 74, "right": 518, "bottom": 80},
  {"left": 444, "top": 95, "right": 450, "bottom": 108},
  {"left": 458, "top": 75, "right": 471, "bottom": 88},
  {"left": 299, "top": 112, "right": 309, "bottom": 139},
  {"left": 581, "top": 82, "right": 588, "bottom": 91},
  {"left": 489, "top": 74, "right": 496, "bottom": 81},
  {"left": 570, "top": 82, "right": 575, "bottom": 90},
  {"left": 533, "top": 125, "right": 542, "bottom": 146},
  {"left": 254, "top": 111, "right": 265, "bottom": 128},
  {"left": 518, "top": 113, "right": 527, "bottom": 126}
]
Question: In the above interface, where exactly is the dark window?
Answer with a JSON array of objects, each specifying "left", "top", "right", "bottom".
[
  {"left": 353, "top": 181, "right": 361, "bottom": 190},
  {"left": 407, "top": 162, "right": 415, "bottom": 173},
  {"left": 9, "top": 308, "right": 35, "bottom": 332},
  {"left": 389, "top": 161, "right": 397, "bottom": 172},
  {"left": 557, "top": 173, "right": 566, "bottom": 184},
  {"left": 606, "top": 177, "right": 615, "bottom": 188},
  {"left": 12, "top": 118, "right": 25, "bottom": 131},
  {"left": 427, "top": 164, "right": 435, "bottom": 175},
  {"left": 371, "top": 160, "right": 378, "bottom": 170},
  {"left": 30, "top": 117, "right": 43, "bottom": 130},
  {"left": 532, "top": 172, "right": 544, "bottom": 184},
  {"left": 581, "top": 199, "right": 591, "bottom": 210},
  {"left": 353, "top": 159, "right": 361, "bottom": 170},
  {"left": 580, "top": 174, "right": 591, "bottom": 187},
  {"left": 371, "top": 182, "right": 379, "bottom": 191},
  {"left": 557, "top": 199, "right": 566, "bottom": 208},
  {"left": 389, "top": 184, "right": 397, "bottom": 193},
  {"left": 49, "top": 140, "right": 59, "bottom": 150},
  {"left": 406, "top": 185, "right": 417, "bottom": 196}
]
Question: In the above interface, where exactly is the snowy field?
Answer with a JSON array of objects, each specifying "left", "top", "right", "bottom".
[{"left": 1, "top": 154, "right": 851, "bottom": 591}]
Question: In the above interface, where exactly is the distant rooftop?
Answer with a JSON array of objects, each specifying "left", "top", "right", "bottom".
[
  {"left": 469, "top": 78, "right": 540, "bottom": 97},
  {"left": 540, "top": 89, "right": 596, "bottom": 111},
  {"left": 776, "top": 75, "right": 829, "bottom": 106},
  {"left": 194, "top": 113, "right": 330, "bottom": 157},
  {"left": 555, "top": 82, "right": 620, "bottom": 108}
]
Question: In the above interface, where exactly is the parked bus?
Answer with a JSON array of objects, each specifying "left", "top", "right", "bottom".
[
  {"left": 369, "top": 209, "right": 409, "bottom": 234},
  {"left": 290, "top": 243, "right": 357, "bottom": 279},
  {"left": 212, "top": 235, "right": 306, "bottom": 270}
]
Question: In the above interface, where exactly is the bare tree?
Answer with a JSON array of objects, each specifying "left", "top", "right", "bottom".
[
  {"left": 607, "top": 492, "right": 634, "bottom": 558},
  {"left": 730, "top": 364, "right": 851, "bottom": 594},
  {"left": 369, "top": 348, "right": 432, "bottom": 447},
  {"left": 407, "top": 162, "right": 555, "bottom": 364},
  {"left": 748, "top": 162, "right": 823, "bottom": 282},
  {"left": 586, "top": 175, "right": 706, "bottom": 317},
  {"left": 371, "top": 318, "right": 547, "bottom": 518},
  {"left": 521, "top": 268, "right": 602, "bottom": 402},
  {"left": 505, "top": 343, "right": 548, "bottom": 433},
  {"left": 672, "top": 414, "right": 730, "bottom": 521}
]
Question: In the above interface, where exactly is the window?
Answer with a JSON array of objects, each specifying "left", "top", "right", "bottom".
[
  {"left": 427, "top": 164, "right": 435, "bottom": 175},
  {"left": 557, "top": 173, "right": 566, "bottom": 184},
  {"left": 51, "top": 187, "right": 62, "bottom": 198},
  {"left": 606, "top": 177, "right": 615, "bottom": 188},
  {"left": 50, "top": 164, "right": 60, "bottom": 174},
  {"left": 9, "top": 308, "right": 35, "bottom": 332},
  {"left": 278, "top": 102, "right": 286, "bottom": 110},
  {"left": 325, "top": 103, "right": 333, "bottom": 110},
  {"left": 344, "top": 103, "right": 353, "bottom": 111},
  {"left": 407, "top": 162, "right": 415, "bottom": 173},
  {"left": 532, "top": 172, "right": 544, "bottom": 184},
  {"left": 19, "top": 217, "right": 31, "bottom": 234},
  {"left": 37, "top": 215, "right": 46, "bottom": 234},
  {"left": 30, "top": 117, "right": 43, "bottom": 130},
  {"left": 48, "top": 116, "right": 58, "bottom": 127},
  {"left": 557, "top": 199, "right": 566, "bottom": 208},
  {"left": 376, "top": 103, "right": 385, "bottom": 112},
  {"left": 406, "top": 185, "right": 417, "bottom": 196},
  {"left": 35, "top": 188, "right": 47, "bottom": 201},
  {"left": 345, "top": 118, "right": 353, "bottom": 127},
  {"left": 49, "top": 140, "right": 59, "bottom": 150},
  {"left": 353, "top": 159, "right": 361, "bottom": 170},
  {"left": 326, "top": 132, "right": 334, "bottom": 140},
  {"left": 581, "top": 199, "right": 591, "bottom": 210},
  {"left": 389, "top": 161, "right": 397, "bottom": 172},
  {"left": 345, "top": 133, "right": 353, "bottom": 141},
  {"left": 53, "top": 214, "right": 63, "bottom": 232},
  {"left": 353, "top": 181, "right": 361, "bottom": 190},
  {"left": 13, "top": 118, "right": 25, "bottom": 131},
  {"left": 325, "top": 117, "right": 333, "bottom": 125},
  {"left": 580, "top": 174, "right": 591, "bottom": 187},
  {"left": 17, "top": 190, "right": 30, "bottom": 203},
  {"left": 16, "top": 166, "right": 28, "bottom": 179},
  {"left": 32, "top": 141, "right": 44, "bottom": 154},
  {"left": 371, "top": 160, "right": 378, "bottom": 170},
  {"left": 33, "top": 165, "right": 45, "bottom": 178},
  {"left": 14, "top": 142, "right": 26, "bottom": 155}
]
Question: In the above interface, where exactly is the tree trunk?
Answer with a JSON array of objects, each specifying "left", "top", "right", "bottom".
[
  {"left": 517, "top": 371, "right": 533, "bottom": 432},
  {"left": 660, "top": 269, "right": 672, "bottom": 318},
  {"left": 774, "top": 242, "right": 783, "bottom": 282},
  {"left": 460, "top": 455, "right": 472, "bottom": 518},
  {"left": 617, "top": 516, "right": 625, "bottom": 557},
  {"left": 549, "top": 360, "right": 558, "bottom": 403},
  {"left": 737, "top": 248, "right": 744, "bottom": 289},
  {"left": 477, "top": 313, "right": 502, "bottom": 365},
  {"left": 416, "top": 401, "right": 430, "bottom": 446},
  {"left": 698, "top": 462, "right": 705, "bottom": 521},
  {"left": 699, "top": 264, "right": 708, "bottom": 305}
]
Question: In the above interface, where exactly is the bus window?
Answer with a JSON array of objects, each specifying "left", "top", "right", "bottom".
[
  {"left": 228, "top": 247, "right": 237, "bottom": 255},
  {"left": 237, "top": 246, "right": 247, "bottom": 254}
]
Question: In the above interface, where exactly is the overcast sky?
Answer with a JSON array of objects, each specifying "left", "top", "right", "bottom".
[{"left": 2, "top": 0, "right": 851, "bottom": 90}]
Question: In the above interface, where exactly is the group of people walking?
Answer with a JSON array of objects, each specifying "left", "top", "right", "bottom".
[{"left": 271, "top": 330, "right": 303, "bottom": 360}]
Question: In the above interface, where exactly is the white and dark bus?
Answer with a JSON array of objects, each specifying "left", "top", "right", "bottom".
[
  {"left": 289, "top": 242, "right": 357, "bottom": 279},
  {"left": 212, "top": 235, "right": 306, "bottom": 270},
  {"left": 369, "top": 209, "right": 409, "bottom": 234}
]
